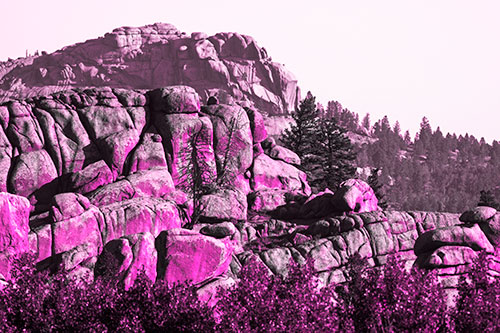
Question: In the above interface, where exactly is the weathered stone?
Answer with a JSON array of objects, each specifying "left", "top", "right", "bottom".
[
  {"left": 267, "top": 145, "right": 300, "bottom": 165},
  {"left": 126, "top": 167, "right": 175, "bottom": 199},
  {"left": 331, "top": 179, "right": 380, "bottom": 213},
  {"left": 460, "top": 206, "right": 497, "bottom": 224},
  {"left": 157, "top": 228, "right": 234, "bottom": 285},
  {"left": 259, "top": 247, "right": 292, "bottom": 276},
  {"left": 149, "top": 86, "right": 200, "bottom": 114},
  {"left": 202, "top": 104, "right": 253, "bottom": 177},
  {"left": 0, "top": 193, "right": 30, "bottom": 277},
  {"left": 8, "top": 150, "right": 58, "bottom": 205},
  {"left": 478, "top": 213, "right": 500, "bottom": 246},
  {"left": 77, "top": 105, "right": 134, "bottom": 140},
  {"left": 99, "top": 197, "right": 182, "bottom": 244},
  {"left": 87, "top": 179, "right": 135, "bottom": 207},
  {"left": 366, "top": 221, "right": 396, "bottom": 256},
  {"left": 248, "top": 189, "right": 287, "bottom": 213},
  {"left": 99, "top": 129, "right": 140, "bottom": 177},
  {"left": 50, "top": 192, "right": 91, "bottom": 222},
  {"left": 127, "top": 130, "right": 168, "bottom": 174},
  {"left": 199, "top": 189, "right": 247, "bottom": 222},
  {"left": 95, "top": 232, "right": 157, "bottom": 289},
  {"left": 51, "top": 206, "right": 103, "bottom": 255},
  {"left": 414, "top": 224, "right": 494, "bottom": 256},
  {"left": 251, "top": 154, "right": 311, "bottom": 196},
  {"left": 112, "top": 88, "right": 147, "bottom": 107},
  {"left": 419, "top": 246, "right": 478, "bottom": 268},
  {"left": 68, "top": 160, "right": 114, "bottom": 194},
  {"left": 200, "top": 222, "right": 237, "bottom": 239},
  {"left": 299, "top": 188, "right": 336, "bottom": 219},
  {"left": 196, "top": 276, "right": 235, "bottom": 307},
  {"left": 245, "top": 108, "right": 267, "bottom": 143},
  {"left": 155, "top": 113, "right": 216, "bottom": 187}
]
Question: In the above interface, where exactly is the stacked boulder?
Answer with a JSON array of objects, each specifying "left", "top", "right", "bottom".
[
  {"left": 0, "top": 23, "right": 300, "bottom": 123},
  {"left": 413, "top": 206, "right": 500, "bottom": 296},
  {"left": 0, "top": 85, "right": 310, "bottom": 291}
]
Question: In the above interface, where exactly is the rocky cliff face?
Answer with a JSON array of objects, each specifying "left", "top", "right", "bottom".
[
  {"left": 0, "top": 23, "right": 300, "bottom": 128},
  {"left": 0, "top": 85, "right": 498, "bottom": 304},
  {"left": 0, "top": 23, "right": 498, "bottom": 302}
]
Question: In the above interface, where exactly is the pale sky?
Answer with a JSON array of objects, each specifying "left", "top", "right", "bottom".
[{"left": 1, "top": 1, "right": 499, "bottom": 142}]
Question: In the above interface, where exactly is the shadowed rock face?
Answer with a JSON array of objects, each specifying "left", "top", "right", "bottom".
[
  {"left": 0, "top": 84, "right": 314, "bottom": 290},
  {"left": 0, "top": 32, "right": 496, "bottom": 298},
  {"left": 0, "top": 23, "right": 300, "bottom": 119}
]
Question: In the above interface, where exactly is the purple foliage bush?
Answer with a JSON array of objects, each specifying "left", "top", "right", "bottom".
[
  {"left": 214, "top": 257, "right": 345, "bottom": 332},
  {"left": 1, "top": 251, "right": 499, "bottom": 332},
  {"left": 337, "top": 254, "right": 449, "bottom": 332},
  {"left": 453, "top": 251, "right": 500, "bottom": 331}
]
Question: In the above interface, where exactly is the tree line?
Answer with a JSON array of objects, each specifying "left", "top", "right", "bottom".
[{"left": 281, "top": 92, "right": 500, "bottom": 213}]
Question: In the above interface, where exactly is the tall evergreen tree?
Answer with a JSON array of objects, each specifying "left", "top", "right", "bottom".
[
  {"left": 281, "top": 92, "right": 357, "bottom": 192},
  {"left": 281, "top": 91, "right": 320, "bottom": 164},
  {"left": 309, "top": 118, "right": 357, "bottom": 191}
]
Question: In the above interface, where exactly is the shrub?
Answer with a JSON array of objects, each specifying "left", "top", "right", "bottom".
[
  {"left": 337, "top": 254, "right": 449, "bottom": 332},
  {"left": 453, "top": 251, "right": 500, "bottom": 332},
  {"left": 214, "top": 257, "right": 343, "bottom": 332}
]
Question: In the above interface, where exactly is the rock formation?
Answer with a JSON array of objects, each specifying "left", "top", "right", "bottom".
[
  {"left": 0, "top": 23, "right": 299, "bottom": 136},
  {"left": 0, "top": 23, "right": 497, "bottom": 303},
  {"left": 0, "top": 85, "right": 313, "bottom": 291}
]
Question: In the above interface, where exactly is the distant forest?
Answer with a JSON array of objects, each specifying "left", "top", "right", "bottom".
[{"left": 321, "top": 100, "right": 500, "bottom": 213}]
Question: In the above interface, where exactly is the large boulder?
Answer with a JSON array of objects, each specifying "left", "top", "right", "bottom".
[
  {"left": 156, "top": 228, "right": 234, "bottom": 285},
  {"left": 201, "top": 104, "right": 253, "bottom": 179},
  {"left": 331, "top": 179, "right": 379, "bottom": 214},
  {"left": 8, "top": 149, "right": 58, "bottom": 205},
  {"left": 414, "top": 224, "right": 494, "bottom": 256},
  {"left": 95, "top": 232, "right": 157, "bottom": 289},
  {"left": 198, "top": 189, "right": 247, "bottom": 222},
  {"left": 99, "top": 197, "right": 182, "bottom": 244},
  {"left": 251, "top": 154, "right": 311, "bottom": 196},
  {"left": 154, "top": 113, "right": 217, "bottom": 188},
  {"left": 149, "top": 86, "right": 201, "bottom": 114},
  {"left": 460, "top": 206, "right": 497, "bottom": 224},
  {"left": 0, "top": 193, "right": 30, "bottom": 278}
]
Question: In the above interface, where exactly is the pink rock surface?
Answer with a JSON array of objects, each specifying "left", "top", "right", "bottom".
[
  {"left": 96, "top": 232, "right": 157, "bottom": 289},
  {"left": 201, "top": 104, "right": 253, "bottom": 178},
  {"left": 0, "top": 23, "right": 300, "bottom": 117},
  {"left": 68, "top": 160, "right": 114, "bottom": 194},
  {"left": 251, "top": 154, "right": 311, "bottom": 196},
  {"left": 127, "top": 129, "right": 168, "bottom": 174},
  {"left": 149, "top": 86, "right": 201, "bottom": 114},
  {"left": 331, "top": 179, "right": 380, "bottom": 214},
  {"left": 154, "top": 112, "right": 217, "bottom": 188},
  {"left": 0, "top": 193, "right": 30, "bottom": 277},
  {"left": 49, "top": 194, "right": 90, "bottom": 227},
  {"left": 199, "top": 189, "right": 247, "bottom": 222},
  {"left": 245, "top": 107, "right": 267, "bottom": 143},
  {"left": 8, "top": 149, "right": 58, "bottom": 205},
  {"left": 249, "top": 189, "right": 288, "bottom": 213},
  {"left": 414, "top": 223, "right": 494, "bottom": 256},
  {"left": 267, "top": 145, "right": 301, "bottom": 165},
  {"left": 157, "top": 228, "right": 234, "bottom": 285},
  {"left": 51, "top": 205, "right": 103, "bottom": 255},
  {"left": 99, "top": 197, "right": 182, "bottom": 244}
]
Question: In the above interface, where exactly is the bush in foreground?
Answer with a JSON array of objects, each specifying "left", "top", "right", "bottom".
[{"left": 1, "top": 252, "right": 500, "bottom": 332}]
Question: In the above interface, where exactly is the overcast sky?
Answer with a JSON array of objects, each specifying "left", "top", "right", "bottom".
[{"left": 1, "top": 1, "right": 499, "bottom": 142}]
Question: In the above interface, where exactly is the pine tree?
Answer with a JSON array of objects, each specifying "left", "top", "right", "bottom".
[
  {"left": 309, "top": 118, "right": 357, "bottom": 191},
  {"left": 478, "top": 190, "right": 500, "bottom": 209},
  {"left": 281, "top": 92, "right": 357, "bottom": 192},
  {"left": 362, "top": 113, "right": 371, "bottom": 133},
  {"left": 367, "top": 167, "right": 388, "bottom": 209},
  {"left": 281, "top": 91, "right": 320, "bottom": 164}
]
